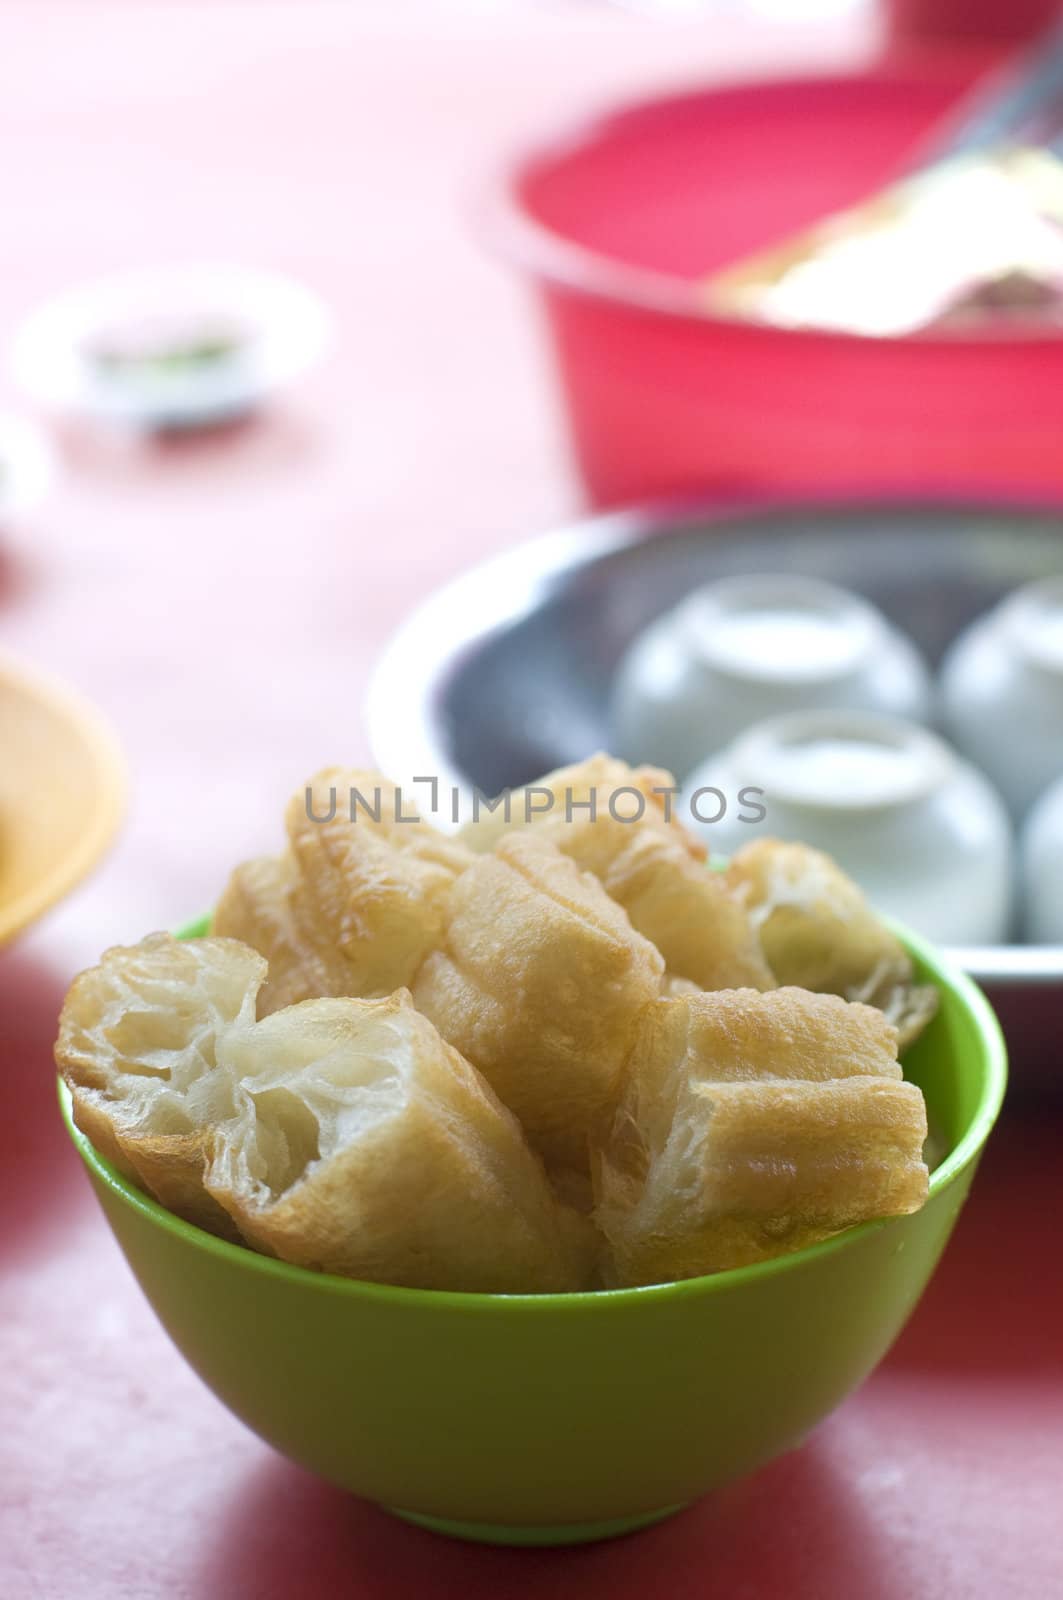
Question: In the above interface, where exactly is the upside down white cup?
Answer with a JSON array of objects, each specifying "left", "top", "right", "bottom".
[
  {"left": 610, "top": 574, "right": 932, "bottom": 783},
  {"left": 1021, "top": 773, "right": 1063, "bottom": 944},
  {"left": 681, "top": 710, "right": 1014, "bottom": 946},
  {"left": 940, "top": 576, "right": 1063, "bottom": 822}
]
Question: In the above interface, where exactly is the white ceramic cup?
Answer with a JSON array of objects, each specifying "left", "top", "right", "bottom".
[
  {"left": 681, "top": 709, "right": 1014, "bottom": 946},
  {"left": 1021, "top": 773, "right": 1063, "bottom": 944},
  {"left": 610, "top": 574, "right": 932, "bottom": 783},
  {"left": 939, "top": 575, "right": 1063, "bottom": 822}
]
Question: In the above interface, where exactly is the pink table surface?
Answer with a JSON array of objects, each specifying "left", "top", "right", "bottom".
[{"left": 1, "top": 6, "right": 1060, "bottom": 1597}]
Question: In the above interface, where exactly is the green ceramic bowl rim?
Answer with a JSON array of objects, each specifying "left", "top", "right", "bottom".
[{"left": 58, "top": 914, "right": 1007, "bottom": 1313}]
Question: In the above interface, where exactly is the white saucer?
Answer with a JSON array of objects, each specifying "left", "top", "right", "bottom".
[{"left": 10, "top": 263, "right": 332, "bottom": 430}]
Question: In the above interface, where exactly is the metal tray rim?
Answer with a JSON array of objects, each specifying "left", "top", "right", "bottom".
[{"left": 367, "top": 490, "right": 1063, "bottom": 992}]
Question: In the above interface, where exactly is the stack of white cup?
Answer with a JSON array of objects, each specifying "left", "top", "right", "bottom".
[
  {"left": 940, "top": 577, "right": 1063, "bottom": 943},
  {"left": 611, "top": 570, "right": 1063, "bottom": 946}
]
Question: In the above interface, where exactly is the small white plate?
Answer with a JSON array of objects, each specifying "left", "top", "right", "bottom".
[
  {"left": 0, "top": 412, "right": 55, "bottom": 524},
  {"left": 10, "top": 264, "right": 332, "bottom": 430}
]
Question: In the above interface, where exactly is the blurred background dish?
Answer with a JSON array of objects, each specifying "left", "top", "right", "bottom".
[
  {"left": 0, "top": 412, "right": 55, "bottom": 529},
  {"left": 10, "top": 264, "right": 332, "bottom": 431},
  {"left": 611, "top": 573, "right": 931, "bottom": 780},
  {"left": 1021, "top": 771, "right": 1063, "bottom": 941},
  {"left": 886, "top": 0, "right": 1062, "bottom": 47},
  {"left": 489, "top": 65, "right": 1063, "bottom": 506},
  {"left": 367, "top": 491, "right": 1063, "bottom": 1086},
  {"left": 682, "top": 709, "right": 1013, "bottom": 944},
  {"left": 0, "top": 655, "right": 125, "bottom": 947},
  {"left": 939, "top": 575, "right": 1063, "bottom": 819}
]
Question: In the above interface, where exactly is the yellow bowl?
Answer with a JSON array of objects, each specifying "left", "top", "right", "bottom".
[{"left": 0, "top": 655, "right": 125, "bottom": 945}]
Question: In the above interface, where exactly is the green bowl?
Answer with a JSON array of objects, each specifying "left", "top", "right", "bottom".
[{"left": 58, "top": 916, "right": 1006, "bottom": 1546}]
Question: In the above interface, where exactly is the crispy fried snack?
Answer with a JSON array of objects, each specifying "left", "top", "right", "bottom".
[
  {"left": 660, "top": 973, "right": 702, "bottom": 998},
  {"left": 552, "top": 818, "right": 775, "bottom": 992},
  {"left": 207, "top": 990, "right": 595, "bottom": 1292},
  {"left": 413, "top": 830, "right": 664, "bottom": 1172},
  {"left": 597, "top": 1076, "right": 929, "bottom": 1286},
  {"left": 607, "top": 986, "right": 903, "bottom": 1177},
  {"left": 214, "top": 769, "right": 471, "bottom": 1012},
  {"left": 281, "top": 767, "right": 472, "bottom": 998},
  {"left": 462, "top": 754, "right": 774, "bottom": 992},
  {"left": 57, "top": 756, "right": 941, "bottom": 1296},
  {"left": 212, "top": 853, "right": 352, "bottom": 1015},
  {"left": 593, "top": 985, "right": 927, "bottom": 1285},
  {"left": 725, "top": 838, "right": 938, "bottom": 1049},
  {"left": 459, "top": 753, "right": 687, "bottom": 854},
  {"left": 55, "top": 933, "right": 265, "bottom": 1236}
]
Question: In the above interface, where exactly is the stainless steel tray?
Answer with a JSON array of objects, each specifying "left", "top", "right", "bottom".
[{"left": 368, "top": 495, "right": 1063, "bottom": 1087}]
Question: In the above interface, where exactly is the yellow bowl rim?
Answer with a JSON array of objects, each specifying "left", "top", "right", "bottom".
[{"left": 0, "top": 654, "right": 126, "bottom": 946}]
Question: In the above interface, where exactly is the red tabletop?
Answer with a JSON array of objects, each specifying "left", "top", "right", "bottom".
[{"left": 1, "top": 6, "right": 1060, "bottom": 1597}]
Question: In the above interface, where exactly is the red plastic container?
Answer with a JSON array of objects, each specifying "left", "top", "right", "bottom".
[
  {"left": 490, "top": 67, "right": 1063, "bottom": 508},
  {"left": 886, "top": 0, "right": 1060, "bottom": 46}
]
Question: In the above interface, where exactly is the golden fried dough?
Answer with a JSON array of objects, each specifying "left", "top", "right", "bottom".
[
  {"left": 596, "top": 1075, "right": 929, "bottom": 1286},
  {"left": 593, "top": 984, "right": 926, "bottom": 1285},
  {"left": 641, "top": 985, "right": 900, "bottom": 1094},
  {"left": 55, "top": 933, "right": 266, "bottom": 1235},
  {"left": 462, "top": 754, "right": 773, "bottom": 992},
  {"left": 606, "top": 986, "right": 903, "bottom": 1183},
  {"left": 212, "top": 853, "right": 352, "bottom": 1015},
  {"left": 284, "top": 767, "right": 473, "bottom": 998},
  {"left": 56, "top": 751, "right": 939, "bottom": 1295},
  {"left": 725, "top": 838, "right": 938, "bottom": 1049},
  {"left": 413, "top": 831, "right": 664, "bottom": 1172},
  {"left": 459, "top": 753, "right": 690, "bottom": 854},
  {"left": 660, "top": 973, "right": 701, "bottom": 998},
  {"left": 875, "top": 982, "right": 941, "bottom": 1055},
  {"left": 207, "top": 991, "right": 595, "bottom": 1292},
  {"left": 550, "top": 818, "right": 775, "bottom": 992}
]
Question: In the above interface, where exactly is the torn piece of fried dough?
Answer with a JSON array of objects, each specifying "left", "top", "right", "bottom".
[
  {"left": 462, "top": 754, "right": 773, "bottom": 992},
  {"left": 548, "top": 814, "right": 775, "bottom": 992},
  {"left": 282, "top": 767, "right": 473, "bottom": 998},
  {"left": 208, "top": 990, "right": 596, "bottom": 1292},
  {"left": 54, "top": 933, "right": 266, "bottom": 1235},
  {"left": 660, "top": 973, "right": 701, "bottom": 998},
  {"left": 596, "top": 1075, "right": 929, "bottom": 1286},
  {"left": 593, "top": 983, "right": 926, "bottom": 1285},
  {"left": 725, "top": 838, "right": 938, "bottom": 1049},
  {"left": 413, "top": 830, "right": 664, "bottom": 1172},
  {"left": 213, "top": 853, "right": 352, "bottom": 1015},
  {"left": 605, "top": 986, "right": 903, "bottom": 1182},
  {"left": 459, "top": 753, "right": 691, "bottom": 854}
]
